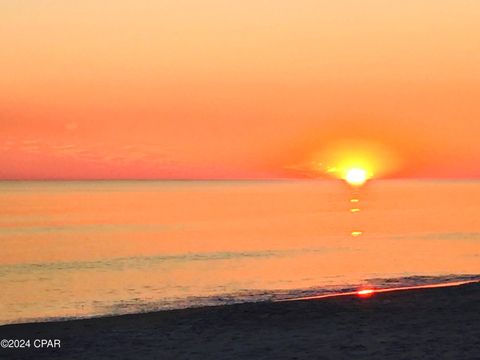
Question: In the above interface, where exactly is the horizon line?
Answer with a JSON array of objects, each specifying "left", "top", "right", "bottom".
[{"left": 0, "top": 177, "right": 479, "bottom": 182}]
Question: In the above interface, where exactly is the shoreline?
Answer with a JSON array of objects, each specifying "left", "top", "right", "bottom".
[
  {"left": 1, "top": 281, "right": 479, "bottom": 359},
  {"left": 3, "top": 279, "right": 478, "bottom": 327}
]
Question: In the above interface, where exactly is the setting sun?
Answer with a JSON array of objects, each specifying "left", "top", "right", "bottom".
[
  {"left": 301, "top": 139, "right": 400, "bottom": 183},
  {"left": 345, "top": 168, "right": 369, "bottom": 186}
]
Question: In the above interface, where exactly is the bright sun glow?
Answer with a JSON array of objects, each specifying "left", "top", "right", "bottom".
[
  {"left": 345, "top": 168, "right": 368, "bottom": 186},
  {"left": 308, "top": 139, "right": 401, "bottom": 182}
]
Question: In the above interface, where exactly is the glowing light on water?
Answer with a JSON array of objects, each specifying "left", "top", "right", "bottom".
[{"left": 357, "top": 289, "right": 375, "bottom": 297}]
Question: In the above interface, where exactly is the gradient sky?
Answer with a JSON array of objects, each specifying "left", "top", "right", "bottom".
[{"left": 1, "top": 0, "right": 480, "bottom": 179}]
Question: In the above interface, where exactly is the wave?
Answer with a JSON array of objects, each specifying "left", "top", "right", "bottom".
[{"left": 0, "top": 247, "right": 353, "bottom": 277}]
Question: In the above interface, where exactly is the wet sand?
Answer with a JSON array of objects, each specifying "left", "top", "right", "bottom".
[{"left": 1, "top": 282, "right": 479, "bottom": 359}]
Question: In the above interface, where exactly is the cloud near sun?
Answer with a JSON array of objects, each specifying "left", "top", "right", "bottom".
[{"left": 286, "top": 139, "right": 402, "bottom": 181}]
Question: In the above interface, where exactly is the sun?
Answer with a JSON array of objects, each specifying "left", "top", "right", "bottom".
[{"left": 344, "top": 168, "right": 368, "bottom": 186}]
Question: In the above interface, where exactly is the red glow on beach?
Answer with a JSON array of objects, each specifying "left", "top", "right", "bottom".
[
  {"left": 277, "top": 280, "right": 480, "bottom": 303},
  {"left": 357, "top": 289, "right": 375, "bottom": 298}
]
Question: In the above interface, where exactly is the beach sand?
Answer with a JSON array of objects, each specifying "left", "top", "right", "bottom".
[{"left": 1, "top": 282, "right": 479, "bottom": 359}]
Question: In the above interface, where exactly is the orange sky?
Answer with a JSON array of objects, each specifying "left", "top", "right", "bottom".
[{"left": 1, "top": 0, "right": 480, "bottom": 179}]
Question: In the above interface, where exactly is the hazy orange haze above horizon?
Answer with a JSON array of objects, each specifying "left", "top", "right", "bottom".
[{"left": 1, "top": 0, "right": 480, "bottom": 179}]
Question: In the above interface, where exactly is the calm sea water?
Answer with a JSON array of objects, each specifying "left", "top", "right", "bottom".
[{"left": 1, "top": 180, "right": 479, "bottom": 325}]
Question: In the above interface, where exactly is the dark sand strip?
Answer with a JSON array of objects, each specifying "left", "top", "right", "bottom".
[{"left": 1, "top": 282, "right": 479, "bottom": 359}]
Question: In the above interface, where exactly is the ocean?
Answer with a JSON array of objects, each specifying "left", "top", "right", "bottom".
[{"left": 1, "top": 180, "right": 479, "bottom": 325}]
